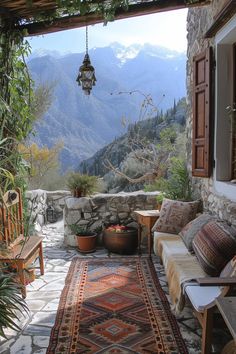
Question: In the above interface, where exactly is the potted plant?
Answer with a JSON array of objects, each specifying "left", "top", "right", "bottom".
[
  {"left": 66, "top": 172, "right": 98, "bottom": 198},
  {"left": 103, "top": 224, "right": 138, "bottom": 254},
  {"left": 70, "top": 224, "right": 97, "bottom": 253}
]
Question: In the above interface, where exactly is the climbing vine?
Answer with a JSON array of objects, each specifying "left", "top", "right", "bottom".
[
  {"left": 19, "top": 0, "right": 130, "bottom": 25},
  {"left": 0, "top": 21, "right": 35, "bottom": 193},
  {"left": 17, "top": 0, "right": 208, "bottom": 26}
]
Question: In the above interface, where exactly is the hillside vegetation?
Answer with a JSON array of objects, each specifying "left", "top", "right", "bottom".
[{"left": 79, "top": 98, "right": 187, "bottom": 192}]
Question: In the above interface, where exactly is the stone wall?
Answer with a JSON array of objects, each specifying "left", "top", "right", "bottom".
[
  {"left": 26, "top": 190, "right": 71, "bottom": 232},
  {"left": 187, "top": 0, "right": 236, "bottom": 226},
  {"left": 64, "top": 191, "right": 159, "bottom": 246}
]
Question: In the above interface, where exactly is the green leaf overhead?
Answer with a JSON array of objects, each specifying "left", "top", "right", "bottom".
[{"left": 0, "top": 0, "right": 211, "bottom": 36}]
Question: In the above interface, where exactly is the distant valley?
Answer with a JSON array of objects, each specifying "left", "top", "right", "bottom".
[{"left": 29, "top": 43, "right": 186, "bottom": 170}]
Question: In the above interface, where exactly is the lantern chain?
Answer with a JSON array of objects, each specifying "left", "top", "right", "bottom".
[{"left": 86, "top": 25, "right": 88, "bottom": 55}]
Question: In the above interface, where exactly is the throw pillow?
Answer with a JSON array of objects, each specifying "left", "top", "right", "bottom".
[
  {"left": 220, "top": 256, "right": 236, "bottom": 277},
  {"left": 152, "top": 198, "right": 200, "bottom": 234},
  {"left": 192, "top": 220, "right": 236, "bottom": 276},
  {"left": 179, "top": 214, "right": 214, "bottom": 252}
]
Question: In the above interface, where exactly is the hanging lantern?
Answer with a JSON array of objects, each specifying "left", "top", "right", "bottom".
[
  {"left": 76, "top": 26, "right": 96, "bottom": 95},
  {"left": 46, "top": 205, "right": 57, "bottom": 223}
]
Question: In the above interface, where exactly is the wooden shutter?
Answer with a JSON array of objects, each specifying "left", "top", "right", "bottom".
[{"left": 192, "top": 47, "right": 213, "bottom": 177}]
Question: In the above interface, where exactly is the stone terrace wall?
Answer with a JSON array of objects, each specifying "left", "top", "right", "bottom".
[
  {"left": 64, "top": 191, "right": 159, "bottom": 246},
  {"left": 187, "top": 0, "right": 236, "bottom": 226},
  {"left": 26, "top": 190, "right": 71, "bottom": 232}
]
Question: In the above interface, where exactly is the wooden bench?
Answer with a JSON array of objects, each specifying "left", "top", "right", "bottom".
[
  {"left": 154, "top": 230, "right": 236, "bottom": 354},
  {"left": 184, "top": 276, "right": 236, "bottom": 354},
  {"left": 0, "top": 188, "right": 44, "bottom": 297}
]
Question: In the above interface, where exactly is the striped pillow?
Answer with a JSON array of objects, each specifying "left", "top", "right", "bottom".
[
  {"left": 192, "top": 220, "right": 236, "bottom": 276},
  {"left": 179, "top": 213, "right": 214, "bottom": 252}
]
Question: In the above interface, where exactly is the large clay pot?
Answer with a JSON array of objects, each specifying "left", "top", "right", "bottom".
[
  {"left": 73, "top": 188, "right": 83, "bottom": 198},
  {"left": 76, "top": 233, "right": 97, "bottom": 253},
  {"left": 103, "top": 227, "right": 138, "bottom": 254}
]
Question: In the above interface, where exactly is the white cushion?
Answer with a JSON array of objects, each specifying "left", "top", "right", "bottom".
[
  {"left": 153, "top": 231, "right": 182, "bottom": 257},
  {"left": 153, "top": 231, "right": 178, "bottom": 238},
  {"left": 161, "top": 238, "right": 189, "bottom": 257},
  {"left": 184, "top": 284, "right": 222, "bottom": 312}
]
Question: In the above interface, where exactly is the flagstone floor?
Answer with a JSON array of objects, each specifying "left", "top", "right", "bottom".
[{"left": 0, "top": 221, "right": 230, "bottom": 354}]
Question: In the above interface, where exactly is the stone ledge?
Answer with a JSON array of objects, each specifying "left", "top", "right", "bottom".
[{"left": 64, "top": 191, "right": 160, "bottom": 247}]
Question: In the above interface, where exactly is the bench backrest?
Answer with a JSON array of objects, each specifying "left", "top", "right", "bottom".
[{"left": 0, "top": 188, "right": 24, "bottom": 248}]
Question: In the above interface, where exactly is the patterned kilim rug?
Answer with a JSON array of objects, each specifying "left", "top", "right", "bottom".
[{"left": 47, "top": 257, "right": 188, "bottom": 354}]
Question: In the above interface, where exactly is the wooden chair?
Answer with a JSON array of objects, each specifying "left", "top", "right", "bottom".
[{"left": 0, "top": 188, "right": 44, "bottom": 297}]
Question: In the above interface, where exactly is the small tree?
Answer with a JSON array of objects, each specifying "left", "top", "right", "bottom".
[
  {"left": 103, "top": 94, "right": 189, "bottom": 195},
  {"left": 30, "top": 82, "right": 54, "bottom": 122},
  {"left": 19, "top": 141, "right": 63, "bottom": 189},
  {"left": 104, "top": 126, "right": 180, "bottom": 185}
]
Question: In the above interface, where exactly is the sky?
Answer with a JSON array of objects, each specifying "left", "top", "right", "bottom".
[{"left": 28, "top": 9, "right": 187, "bottom": 54}]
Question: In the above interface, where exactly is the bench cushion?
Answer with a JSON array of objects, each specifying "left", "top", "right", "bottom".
[
  {"left": 153, "top": 232, "right": 206, "bottom": 312},
  {"left": 153, "top": 231, "right": 181, "bottom": 258}
]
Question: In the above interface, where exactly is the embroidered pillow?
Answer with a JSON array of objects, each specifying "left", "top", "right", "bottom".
[
  {"left": 179, "top": 214, "right": 214, "bottom": 252},
  {"left": 152, "top": 198, "right": 200, "bottom": 234},
  {"left": 192, "top": 220, "right": 236, "bottom": 276}
]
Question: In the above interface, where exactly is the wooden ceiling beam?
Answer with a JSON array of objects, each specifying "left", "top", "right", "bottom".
[
  {"left": 205, "top": 0, "right": 236, "bottom": 37},
  {"left": 16, "top": 0, "right": 210, "bottom": 36}
]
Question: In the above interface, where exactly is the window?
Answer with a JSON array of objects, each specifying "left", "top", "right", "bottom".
[{"left": 214, "top": 13, "right": 236, "bottom": 199}]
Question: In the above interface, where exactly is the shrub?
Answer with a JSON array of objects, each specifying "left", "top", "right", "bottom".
[
  {"left": 66, "top": 172, "right": 98, "bottom": 197},
  {"left": 145, "top": 157, "right": 192, "bottom": 201}
]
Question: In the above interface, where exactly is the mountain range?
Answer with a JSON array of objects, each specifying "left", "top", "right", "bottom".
[{"left": 29, "top": 43, "right": 186, "bottom": 170}]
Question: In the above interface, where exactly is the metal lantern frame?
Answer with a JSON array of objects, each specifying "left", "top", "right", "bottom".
[
  {"left": 76, "top": 26, "right": 96, "bottom": 95},
  {"left": 46, "top": 205, "right": 57, "bottom": 223}
]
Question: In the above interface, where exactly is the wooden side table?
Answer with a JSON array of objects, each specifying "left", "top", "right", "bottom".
[{"left": 134, "top": 210, "right": 160, "bottom": 257}]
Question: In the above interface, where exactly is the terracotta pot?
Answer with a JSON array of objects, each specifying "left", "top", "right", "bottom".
[
  {"left": 103, "top": 227, "right": 138, "bottom": 254},
  {"left": 73, "top": 188, "right": 83, "bottom": 198},
  {"left": 76, "top": 233, "right": 97, "bottom": 253}
]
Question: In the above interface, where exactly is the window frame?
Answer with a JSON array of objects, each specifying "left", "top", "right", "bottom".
[
  {"left": 214, "top": 13, "right": 236, "bottom": 201},
  {"left": 232, "top": 43, "right": 236, "bottom": 180}
]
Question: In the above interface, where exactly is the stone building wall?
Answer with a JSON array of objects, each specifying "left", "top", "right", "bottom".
[
  {"left": 187, "top": 0, "right": 236, "bottom": 226},
  {"left": 64, "top": 191, "right": 159, "bottom": 246}
]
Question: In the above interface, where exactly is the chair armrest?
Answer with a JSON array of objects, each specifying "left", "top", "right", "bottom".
[{"left": 196, "top": 277, "right": 236, "bottom": 286}]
